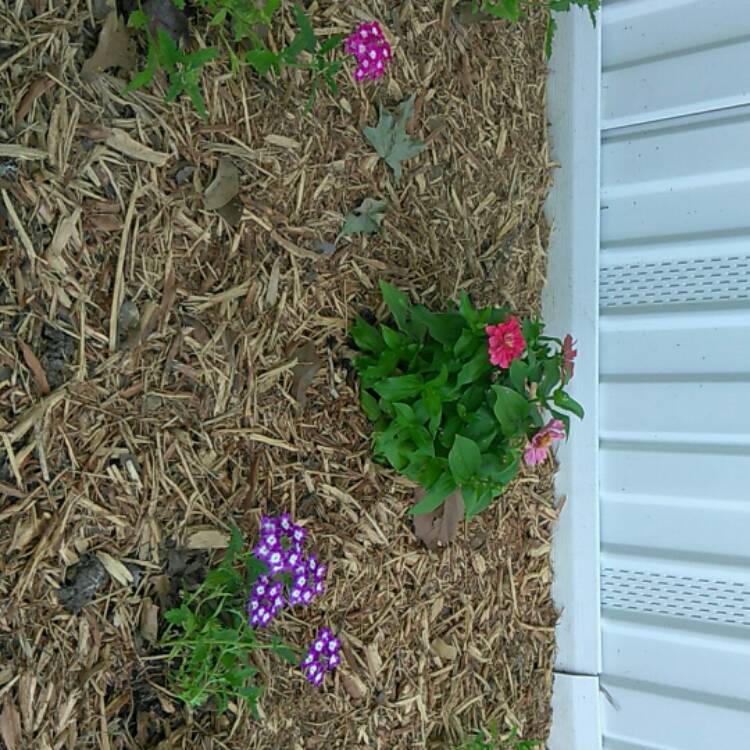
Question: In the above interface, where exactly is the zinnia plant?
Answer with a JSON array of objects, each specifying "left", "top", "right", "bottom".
[{"left": 351, "top": 282, "right": 583, "bottom": 519}]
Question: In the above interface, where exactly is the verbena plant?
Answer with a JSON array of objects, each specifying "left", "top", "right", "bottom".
[
  {"left": 126, "top": 1, "right": 342, "bottom": 117},
  {"left": 470, "top": 0, "right": 600, "bottom": 57},
  {"left": 351, "top": 282, "right": 582, "bottom": 519},
  {"left": 161, "top": 527, "right": 296, "bottom": 714}
]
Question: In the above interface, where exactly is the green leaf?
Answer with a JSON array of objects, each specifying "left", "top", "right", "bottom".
[
  {"left": 246, "top": 47, "right": 282, "bottom": 76},
  {"left": 409, "top": 472, "right": 456, "bottom": 515},
  {"left": 422, "top": 388, "right": 442, "bottom": 435},
  {"left": 457, "top": 348, "right": 492, "bottom": 387},
  {"left": 492, "top": 385, "right": 531, "bottom": 437},
  {"left": 448, "top": 435, "right": 482, "bottom": 484},
  {"left": 351, "top": 316, "right": 384, "bottom": 353},
  {"left": 186, "top": 47, "right": 219, "bottom": 69},
  {"left": 411, "top": 307, "right": 465, "bottom": 346},
  {"left": 539, "top": 358, "right": 560, "bottom": 399},
  {"left": 360, "top": 390, "right": 381, "bottom": 421},
  {"left": 363, "top": 95, "right": 426, "bottom": 182},
  {"left": 156, "top": 28, "right": 180, "bottom": 70},
  {"left": 379, "top": 281, "right": 411, "bottom": 332},
  {"left": 360, "top": 349, "right": 400, "bottom": 382},
  {"left": 292, "top": 4, "right": 317, "bottom": 53},
  {"left": 393, "top": 402, "right": 417, "bottom": 424},
  {"left": 123, "top": 42, "right": 157, "bottom": 93},
  {"left": 339, "top": 198, "right": 387, "bottom": 237},
  {"left": 464, "top": 486, "right": 496, "bottom": 520},
  {"left": 319, "top": 34, "right": 343, "bottom": 55},
  {"left": 373, "top": 374, "right": 423, "bottom": 401},
  {"left": 545, "top": 14, "right": 557, "bottom": 58},
  {"left": 509, "top": 359, "right": 529, "bottom": 394},
  {"left": 381, "top": 325, "right": 407, "bottom": 350},
  {"left": 454, "top": 327, "right": 479, "bottom": 358},
  {"left": 128, "top": 9, "right": 148, "bottom": 29},
  {"left": 553, "top": 389, "right": 585, "bottom": 419},
  {"left": 478, "top": 454, "right": 519, "bottom": 485}
]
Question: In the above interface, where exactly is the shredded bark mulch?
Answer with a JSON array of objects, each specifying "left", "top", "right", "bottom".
[{"left": 0, "top": 2, "right": 557, "bottom": 748}]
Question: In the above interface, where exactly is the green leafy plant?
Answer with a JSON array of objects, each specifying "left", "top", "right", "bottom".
[
  {"left": 125, "top": 1, "right": 341, "bottom": 117},
  {"left": 363, "top": 95, "right": 426, "bottom": 182},
  {"left": 340, "top": 198, "right": 388, "bottom": 238},
  {"left": 470, "top": 0, "right": 600, "bottom": 57},
  {"left": 126, "top": 9, "right": 219, "bottom": 118},
  {"left": 160, "top": 528, "right": 295, "bottom": 713},
  {"left": 454, "top": 724, "right": 541, "bottom": 749},
  {"left": 351, "top": 282, "right": 582, "bottom": 519}
]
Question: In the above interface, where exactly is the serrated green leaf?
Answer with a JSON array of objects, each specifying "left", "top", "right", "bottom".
[
  {"left": 292, "top": 4, "right": 317, "bottom": 53},
  {"left": 339, "top": 198, "right": 387, "bottom": 237}
]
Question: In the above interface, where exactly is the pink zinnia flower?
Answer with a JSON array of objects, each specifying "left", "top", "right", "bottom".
[
  {"left": 524, "top": 419, "right": 566, "bottom": 466},
  {"left": 344, "top": 21, "right": 391, "bottom": 83},
  {"left": 561, "top": 334, "right": 577, "bottom": 383},
  {"left": 486, "top": 316, "right": 526, "bottom": 369}
]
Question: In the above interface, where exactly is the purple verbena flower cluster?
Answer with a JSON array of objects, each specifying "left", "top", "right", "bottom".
[
  {"left": 246, "top": 514, "right": 326, "bottom": 629},
  {"left": 344, "top": 21, "right": 392, "bottom": 83},
  {"left": 301, "top": 627, "right": 341, "bottom": 687}
]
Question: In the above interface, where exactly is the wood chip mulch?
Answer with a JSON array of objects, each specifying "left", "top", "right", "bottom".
[{"left": 0, "top": 2, "right": 559, "bottom": 748}]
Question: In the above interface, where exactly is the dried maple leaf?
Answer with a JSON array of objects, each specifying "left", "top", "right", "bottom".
[
  {"left": 413, "top": 489, "right": 464, "bottom": 549},
  {"left": 82, "top": 11, "right": 136, "bottom": 79},
  {"left": 339, "top": 198, "right": 387, "bottom": 238},
  {"left": 363, "top": 95, "right": 426, "bottom": 182}
]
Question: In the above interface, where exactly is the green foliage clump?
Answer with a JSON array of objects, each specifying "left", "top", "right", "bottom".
[
  {"left": 161, "top": 528, "right": 295, "bottom": 713},
  {"left": 471, "top": 0, "right": 600, "bottom": 57},
  {"left": 126, "top": 0, "right": 342, "bottom": 117},
  {"left": 351, "top": 282, "right": 583, "bottom": 519}
]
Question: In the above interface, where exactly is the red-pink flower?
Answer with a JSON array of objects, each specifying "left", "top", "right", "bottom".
[
  {"left": 524, "top": 419, "right": 566, "bottom": 466},
  {"left": 344, "top": 22, "right": 392, "bottom": 83},
  {"left": 561, "top": 334, "right": 577, "bottom": 383},
  {"left": 485, "top": 316, "right": 526, "bottom": 369}
]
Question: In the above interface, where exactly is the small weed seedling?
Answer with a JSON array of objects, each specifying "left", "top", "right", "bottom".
[
  {"left": 470, "top": 0, "right": 600, "bottom": 57},
  {"left": 454, "top": 724, "right": 542, "bottom": 749},
  {"left": 352, "top": 282, "right": 582, "bottom": 519}
]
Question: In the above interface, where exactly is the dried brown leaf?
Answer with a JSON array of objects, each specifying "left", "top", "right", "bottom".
[
  {"left": 291, "top": 341, "right": 322, "bottom": 409},
  {"left": 204, "top": 158, "right": 240, "bottom": 210},
  {"left": 97, "top": 551, "right": 134, "bottom": 586},
  {"left": 187, "top": 529, "right": 230, "bottom": 549},
  {"left": 265, "top": 257, "right": 281, "bottom": 306},
  {"left": 341, "top": 673, "right": 367, "bottom": 701},
  {"left": 105, "top": 129, "right": 170, "bottom": 166},
  {"left": 430, "top": 637, "right": 458, "bottom": 661},
  {"left": 19, "top": 341, "right": 50, "bottom": 394},
  {"left": 88, "top": 213, "right": 122, "bottom": 231},
  {"left": 140, "top": 598, "right": 159, "bottom": 643},
  {"left": 0, "top": 698, "right": 21, "bottom": 750},
  {"left": 413, "top": 489, "right": 464, "bottom": 549},
  {"left": 16, "top": 76, "right": 55, "bottom": 121},
  {"left": 82, "top": 11, "right": 136, "bottom": 79}
]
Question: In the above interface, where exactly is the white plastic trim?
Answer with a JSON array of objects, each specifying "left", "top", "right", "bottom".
[{"left": 544, "top": 5, "right": 603, "bottom": 747}]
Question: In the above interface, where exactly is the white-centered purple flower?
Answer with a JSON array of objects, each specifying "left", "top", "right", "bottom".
[{"left": 301, "top": 627, "right": 341, "bottom": 687}]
